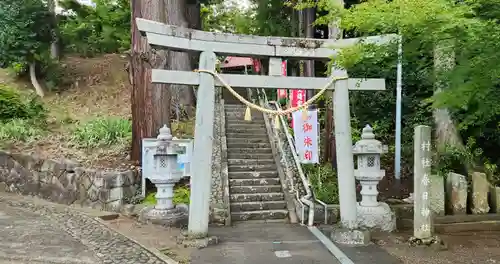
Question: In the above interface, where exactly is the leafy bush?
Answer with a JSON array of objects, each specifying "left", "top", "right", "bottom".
[
  {"left": 0, "top": 85, "right": 47, "bottom": 121},
  {"left": 0, "top": 119, "right": 46, "bottom": 143},
  {"left": 435, "top": 137, "right": 500, "bottom": 185},
  {"left": 71, "top": 117, "right": 131, "bottom": 148},
  {"left": 58, "top": 0, "right": 130, "bottom": 57},
  {"left": 303, "top": 163, "right": 339, "bottom": 204},
  {"left": 38, "top": 57, "right": 68, "bottom": 91},
  {"left": 142, "top": 184, "right": 191, "bottom": 205},
  {"left": 0, "top": 0, "right": 54, "bottom": 69}
]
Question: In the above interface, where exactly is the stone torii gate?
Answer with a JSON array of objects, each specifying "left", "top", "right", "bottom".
[{"left": 136, "top": 18, "right": 396, "bottom": 237}]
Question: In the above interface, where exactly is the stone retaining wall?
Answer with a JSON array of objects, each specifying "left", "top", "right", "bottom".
[
  {"left": 209, "top": 86, "right": 228, "bottom": 225},
  {"left": 0, "top": 151, "right": 138, "bottom": 211}
]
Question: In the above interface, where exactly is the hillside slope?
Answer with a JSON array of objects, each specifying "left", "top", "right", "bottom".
[{"left": 1, "top": 54, "right": 132, "bottom": 170}]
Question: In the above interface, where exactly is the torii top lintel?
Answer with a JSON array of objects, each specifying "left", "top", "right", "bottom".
[{"left": 135, "top": 18, "right": 398, "bottom": 60}]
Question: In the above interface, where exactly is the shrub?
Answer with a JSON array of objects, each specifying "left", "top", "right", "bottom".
[
  {"left": 303, "top": 163, "right": 339, "bottom": 204},
  {"left": 0, "top": 119, "right": 46, "bottom": 143},
  {"left": 0, "top": 0, "right": 54, "bottom": 69},
  {"left": 173, "top": 185, "right": 190, "bottom": 205},
  {"left": 0, "top": 85, "right": 47, "bottom": 121},
  {"left": 71, "top": 117, "right": 131, "bottom": 148},
  {"left": 58, "top": 0, "right": 130, "bottom": 57},
  {"left": 142, "top": 184, "right": 191, "bottom": 205}
]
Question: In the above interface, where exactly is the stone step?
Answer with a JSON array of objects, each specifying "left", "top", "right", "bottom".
[
  {"left": 230, "top": 192, "right": 284, "bottom": 202},
  {"left": 227, "top": 152, "right": 274, "bottom": 159},
  {"left": 230, "top": 201, "right": 287, "bottom": 212},
  {"left": 227, "top": 147, "right": 273, "bottom": 154},
  {"left": 225, "top": 109, "right": 263, "bottom": 113},
  {"left": 224, "top": 107, "right": 249, "bottom": 112},
  {"left": 230, "top": 185, "right": 282, "bottom": 194},
  {"left": 229, "top": 178, "right": 281, "bottom": 186},
  {"left": 227, "top": 142, "right": 270, "bottom": 149},
  {"left": 224, "top": 104, "right": 247, "bottom": 108},
  {"left": 227, "top": 138, "right": 269, "bottom": 144},
  {"left": 228, "top": 159, "right": 276, "bottom": 165},
  {"left": 231, "top": 210, "right": 288, "bottom": 221},
  {"left": 225, "top": 109, "right": 264, "bottom": 114},
  {"left": 225, "top": 119, "right": 266, "bottom": 125},
  {"left": 225, "top": 116, "right": 265, "bottom": 122},
  {"left": 228, "top": 171, "right": 279, "bottom": 179},
  {"left": 228, "top": 164, "right": 277, "bottom": 172},
  {"left": 226, "top": 133, "right": 268, "bottom": 139},
  {"left": 225, "top": 127, "right": 267, "bottom": 134},
  {"left": 226, "top": 123, "right": 266, "bottom": 129}
]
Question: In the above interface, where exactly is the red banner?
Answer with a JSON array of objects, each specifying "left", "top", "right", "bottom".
[
  {"left": 289, "top": 89, "right": 306, "bottom": 129},
  {"left": 277, "top": 60, "right": 287, "bottom": 99},
  {"left": 290, "top": 90, "right": 306, "bottom": 108}
]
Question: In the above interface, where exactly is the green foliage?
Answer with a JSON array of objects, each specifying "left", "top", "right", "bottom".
[
  {"left": 173, "top": 185, "right": 190, "bottom": 205},
  {"left": 71, "top": 117, "right": 132, "bottom": 148},
  {"left": 58, "top": 0, "right": 130, "bottom": 56},
  {"left": 202, "top": 2, "right": 256, "bottom": 34},
  {"left": 435, "top": 137, "right": 499, "bottom": 185},
  {"left": 39, "top": 58, "right": 68, "bottom": 91},
  {"left": 0, "top": 0, "right": 54, "bottom": 67},
  {"left": 336, "top": 0, "right": 500, "bottom": 167},
  {"left": 0, "top": 85, "right": 47, "bottom": 121},
  {"left": 142, "top": 184, "right": 191, "bottom": 205},
  {"left": 0, "top": 119, "right": 46, "bottom": 143},
  {"left": 0, "top": 85, "right": 47, "bottom": 144},
  {"left": 142, "top": 192, "right": 156, "bottom": 205},
  {"left": 303, "top": 163, "right": 339, "bottom": 204},
  {"left": 252, "top": 0, "right": 295, "bottom": 37}
]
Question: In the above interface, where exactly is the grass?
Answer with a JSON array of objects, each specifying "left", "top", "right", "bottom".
[
  {"left": 0, "top": 119, "right": 47, "bottom": 143},
  {"left": 71, "top": 117, "right": 132, "bottom": 148}
]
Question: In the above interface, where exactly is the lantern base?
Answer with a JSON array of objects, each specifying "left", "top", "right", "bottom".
[
  {"left": 356, "top": 202, "right": 396, "bottom": 232},
  {"left": 139, "top": 205, "right": 188, "bottom": 227}
]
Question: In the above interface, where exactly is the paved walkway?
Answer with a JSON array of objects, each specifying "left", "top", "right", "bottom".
[
  {"left": 191, "top": 223, "right": 341, "bottom": 264},
  {"left": 0, "top": 202, "right": 98, "bottom": 264},
  {"left": 0, "top": 194, "right": 170, "bottom": 264}
]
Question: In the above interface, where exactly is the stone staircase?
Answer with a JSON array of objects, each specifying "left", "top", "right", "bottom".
[{"left": 224, "top": 103, "right": 289, "bottom": 222}]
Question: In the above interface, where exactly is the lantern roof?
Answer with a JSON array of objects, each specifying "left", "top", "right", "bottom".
[
  {"left": 353, "top": 125, "right": 386, "bottom": 154},
  {"left": 157, "top": 125, "right": 172, "bottom": 141}
]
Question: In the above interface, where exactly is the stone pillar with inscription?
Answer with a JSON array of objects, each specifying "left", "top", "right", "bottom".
[{"left": 409, "top": 125, "right": 442, "bottom": 246}]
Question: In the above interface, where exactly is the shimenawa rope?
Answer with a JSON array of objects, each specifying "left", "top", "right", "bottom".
[{"left": 194, "top": 69, "right": 348, "bottom": 129}]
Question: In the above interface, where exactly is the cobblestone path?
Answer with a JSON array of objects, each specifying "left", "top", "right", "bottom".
[{"left": 0, "top": 194, "right": 170, "bottom": 264}]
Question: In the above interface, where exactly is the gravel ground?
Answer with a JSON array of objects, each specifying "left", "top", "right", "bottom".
[{"left": 372, "top": 230, "right": 500, "bottom": 264}]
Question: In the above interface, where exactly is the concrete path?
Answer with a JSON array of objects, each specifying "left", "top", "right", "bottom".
[
  {"left": 0, "top": 202, "right": 98, "bottom": 264},
  {"left": 0, "top": 193, "right": 172, "bottom": 264},
  {"left": 191, "top": 223, "right": 341, "bottom": 264}
]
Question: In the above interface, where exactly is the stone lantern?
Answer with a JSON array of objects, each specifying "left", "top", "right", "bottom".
[
  {"left": 352, "top": 125, "right": 395, "bottom": 231},
  {"left": 140, "top": 125, "right": 188, "bottom": 226}
]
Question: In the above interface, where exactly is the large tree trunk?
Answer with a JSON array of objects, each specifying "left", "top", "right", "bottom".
[
  {"left": 433, "top": 41, "right": 463, "bottom": 152},
  {"left": 165, "top": 0, "right": 195, "bottom": 119},
  {"left": 129, "top": 0, "right": 171, "bottom": 163},
  {"left": 185, "top": 1, "right": 201, "bottom": 107},
  {"left": 304, "top": 7, "right": 315, "bottom": 98}
]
